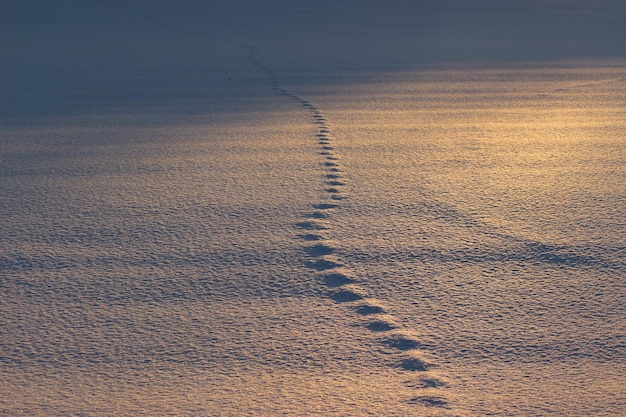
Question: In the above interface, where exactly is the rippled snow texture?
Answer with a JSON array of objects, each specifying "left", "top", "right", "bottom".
[{"left": 2, "top": 1, "right": 625, "bottom": 416}]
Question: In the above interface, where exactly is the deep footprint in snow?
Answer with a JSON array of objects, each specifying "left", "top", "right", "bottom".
[
  {"left": 322, "top": 272, "right": 356, "bottom": 287},
  {"left": 306, "top": 243, "right": 334, "bottom": 257},
  {"left": 307, "top": 258, "right": 343, "bottom": 271},
  {"left": 298, "top": 233, "right": 324, "bottom": 241},
  {"left": 398, "top": 356, "right": 432, "bottom": 372},
  {"left": 408, "top": 396, "right": 449, "bottom": 408},
  {"left": 355, "top": 304, "right": 386, "bottom": 315},
  {"left": 383, "top": 334, "right": 422, "bottom": 351},
  {"left": 366, "top": 320, "right": 396, "bottom": 332},
  {"left": 307, "top": 211, "right": 329, "bottom": 219},
  {"left": 313, "top": 203, "right": 338, "bottom": 210},
  {"left": 405, "top": 377, "right": 450, "bottom": 389},
  {"left": 296, "top": 221, "right": 328, "bottom": 230},
  {"left": 330, "top": 288, "right": 365, "bottom": 303}
]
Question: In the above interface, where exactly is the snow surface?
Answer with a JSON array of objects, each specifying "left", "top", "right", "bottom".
[{"left": 1, "top": 0, "right": 625, "bottom": 415}]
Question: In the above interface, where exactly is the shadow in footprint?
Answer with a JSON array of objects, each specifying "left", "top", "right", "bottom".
[
  {"left": 408, "top": 396, "right": 448, "bottom": 408},
  {"left": 299, "top": 234, "right": 323, "bottom": 241},
  {"left": 323, "top": 272, "right": 355, "bottom": 287},
  {"left": 313, "top": 203, "right": 338, "bottom": 210},
  {"left": 308, "top": 211, "right": 329, "bottom": 219},
  {"left": 383, "top": 335, "right": 421, "bottom": 351},
  {"left": 406, "top": 378, "right": 450, "bottom": 389},
  {"left": 367, "top": 320, "right": 395, "bottom": 332},
  {"left": 399, "top": 357, "right": 431, "bottom": 372},
  {"left": 307, "top": 258, "right": 342, "bottom": 271},
  {"left": 330, "top": 289, "right": 364, "bottom": 303},
  {"left": 306, "top": 244, "right": 334, "bottom": 257},
  {"left": 296, "top": 221, "right": 327, "bottom": 230},
  {"left": 355, "top": 304, "right": 386, "bottom": 315}
]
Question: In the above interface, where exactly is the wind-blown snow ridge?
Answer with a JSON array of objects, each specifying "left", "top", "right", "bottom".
[{"left": 244, "top": 46, "right": 452, "bottom": 409}]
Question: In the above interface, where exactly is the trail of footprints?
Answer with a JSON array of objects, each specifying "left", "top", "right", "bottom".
[{"left": 247, "top": 45, "right": 450, "bottom": 409}]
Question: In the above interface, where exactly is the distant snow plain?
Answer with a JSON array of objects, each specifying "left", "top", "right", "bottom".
[{"left": 1, "top": 0, "right": 625, "bottom": 415}]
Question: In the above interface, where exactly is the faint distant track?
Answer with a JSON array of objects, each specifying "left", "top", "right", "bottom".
[
  {"left": 93, "top": 0, "right": 175, "bottom": 31},
  {"left": 92, "top": 0, "right": 451, "bottom": 409}
]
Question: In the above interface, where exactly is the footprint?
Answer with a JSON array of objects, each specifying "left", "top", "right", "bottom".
[
  {"left": 307, "top": 211, "right": 329, "bottom": 219},
  {"left": 306, "top": 243, "right": 334, "bottom": 257},
  {"left": 307, "top": 257, "right": 343, "bottom": 271},
  {"left": 383, "top": 334, "right": 421, "bottom": 351},
  {"left": 296, "top": 221, "right": 328, "bottom": 230},
  {"left": 298, "top": 233, "right": 324, "bottom": 241},
  {"left": 313, "top": 203, "right": 338, "bottom": 210},
  {"left": 326, "top": 174, "right": 341, "bottom": 179},
  {"left": 322, "top": 272, "right": 355, "bottom": 287},
  {"left": 366, "top": 319, "right": 396, "bottom": 332},
  {"left": 330, "top": 286, "right": 365, "bottom": 303},
  {"left": 327, "top": 181, "right": 345, "bottom": 186},
  {"left": 355, "top": 304, "right": 386, "bottom": 315},
  {"left": 326, "top": 188, "right": 340, "bottom": 193},
  {"left": 405, "top": 377, "right": 450, "bottom": 389},
  {"left": 408, "top": 396, "right": 448, "bottom": 408},
  {"left": 398, "top": 356, "right": 432, "bottom": 372}
]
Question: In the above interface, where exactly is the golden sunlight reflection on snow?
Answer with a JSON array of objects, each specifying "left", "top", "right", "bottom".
[{"left": 309, "top": 61, "right": 625, "bottom": 415}]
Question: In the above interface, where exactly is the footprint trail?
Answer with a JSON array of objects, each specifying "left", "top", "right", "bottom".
[
  {"left": 86, "top": 3, "right": 452, "bottom": 412},
  {"left": 244, "top": 45, "right": 452, "bottom": 409}
]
